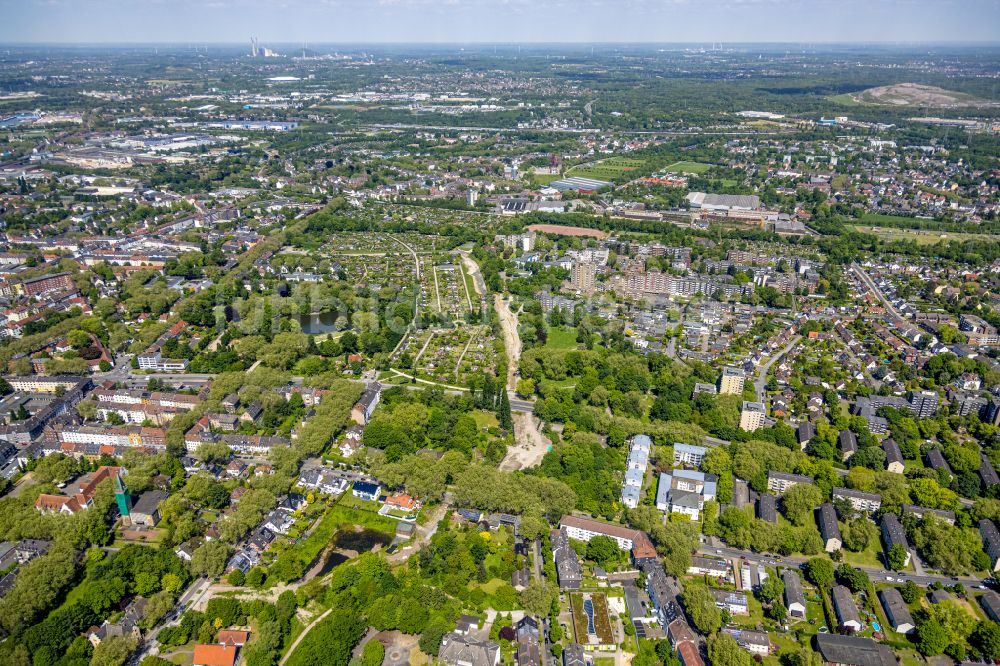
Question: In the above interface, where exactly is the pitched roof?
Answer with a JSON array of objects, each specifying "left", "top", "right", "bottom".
[
  {"left": 815, "top": 634, "right": 895, "bottom": 666},
  {"left": 193, "top": 644, "right": 237, "bottom": 666}
]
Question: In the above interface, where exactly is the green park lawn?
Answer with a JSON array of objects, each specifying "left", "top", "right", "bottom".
[
  {"left": 545, "top": 327, "right": 579, "bottom": 349},
  {"left": 665, "top": 161, "right": 713, "bottom": 174}
]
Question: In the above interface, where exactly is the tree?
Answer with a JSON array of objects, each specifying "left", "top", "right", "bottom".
[
  {"left": 842, "top": 518, "right": 877, "bottom": 552},
  {"left": 586, "top": 536, "right": 620, "bottom": 568},
  {"left": 805, "top": 558, "right": 835, "bottom": 588},
  {"left": 498, "top": 390, "right": 512, "bottom": 431},
  {"left": 708, "top": 633, "right": 752, "bottom": 666},
  {"left": 362, "top": 639, "right": 385, "bottom": 666},
  {"left": 520, "top": 580, "right": 555, "bottom": 618},
  {"left": 971, "top": 620, "right": 1000, "bottom": 659},
  {"left": 190, "top": 541, "right": 230, "bottom": 579},
  {"left": 836, "top": 565, "right": 869, "bottom": 593},
  {"left": 899, "top": 580, "right": 921, "bottom": 604},
  {"left": 759, "top": 574, "right": 785, "bottom": 604},
  {"left": 683, "top": 585, "right": 721, "bottom": 634},
  {"left": 782, "top": 484, "right": 824, "bottom": 526},
  {"left": 228, "top": 570, "right": 246, "bottom": 586},
  {"left": 90, "top": 635, "right": 139, "bottom": 666},
  {"left": 917, "top": 619, "right": 949, "bottom": 656},
  {"left": 887, "top": 544, "right": 909, "bottom": 571}
]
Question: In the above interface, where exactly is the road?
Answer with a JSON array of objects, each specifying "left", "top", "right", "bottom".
[
  {"left": 851, "top": 263, "right": 903, "bottom": 321},
  {"left": 698, "top": 542, "right": 987, "bottom": 588},
  {"left": 753, "top": 335, "right": 801, "bottom": 403},
  {"left": 131, "top": 576, "right": 212, "bottom": 663}
]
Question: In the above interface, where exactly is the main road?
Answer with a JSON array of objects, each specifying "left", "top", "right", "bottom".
[{"left": 698, "top": 541, "right": 987, "bottom": 589}]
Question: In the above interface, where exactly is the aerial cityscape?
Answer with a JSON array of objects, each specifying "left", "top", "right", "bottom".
[{"left": 0, "top": 8, "right": 999, "bottom": 666}]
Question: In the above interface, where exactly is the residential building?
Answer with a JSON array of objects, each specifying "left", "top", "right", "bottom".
[
  {"left": 815, "top": 634, "right": 895, "bottom": 666},
  {"left": 817, "top": 503, "right": 842, "bottom": 552},
  {"left": 878, "top": 588, "right": 915, "bottom": 634},
  {"left": 719, "top": 367, "right": 745, "bottom": 395},
  {"left": 570, "top": 261, "right": 597, "bottom": 293},
  {"left": 833, "top": 487, "right": 882, "bottom": 514},
  {"left": 352, "top": 480, "right": 381, "bottom": 502},
  {"left": 351, "top": 383, "right": 382, "bottom": 425},
  {"left": 192, "top": 644, "right": 238, "bottom": 666},
  {"left": 710, "top": 589, "right": 749, "bottom": 615},
  {"left": 831, "top": 585, "right": 862, "bottom": 632},
  {"left": 739, "top": 401, "right": 766, "bottom": 431},
  {"left": 883, "top": 438, "right": 904, "bottom": 474},
  {"left": 655, "top": 469, "right": 717, "bottom": 520},
  {"left": 673, "top": 443, "right": 707, "bottom": 468},
  {"left": 880, "top": 513, "right": 911, "bottom": 567},
  {"left": 723, "top": 628, "right": 770, "bottom": 656},
  {"left": 901, "top": 503, "right": 956, "bottom": 525},
  {"left": 757, "top": 493, "right": 777, "bottom": 524},
  {"left": 838, "top": 430, "right": 858, "bottom": 461},
  {"left": 438, "top": 633, "right": 501, "bottom": 666},
  {"left": 980, "top": 519, "right": 1000, "bottom": 572},
  {"left": 688, "top": 556, "right": 728, "bottom": 577},
  {"left": 515, "top": 617, "right": 540, "bottom": 666},
  {"left": 621, "top": 434, "right": 651, "bottom": 509},
  {"left": 767, "top": 470, "right": 812, "bottom": 494},
  {"left": 783, "top": 570, "right": 806, "bottom": 619},
  {"left": 559, "top": 515, "right": 640, "bottom": 551},
  {"left": 551, "top": 528, "right": 583, "bottom": 590}
]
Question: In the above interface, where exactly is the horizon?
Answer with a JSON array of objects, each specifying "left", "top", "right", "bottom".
[{"left": 2, "top": 0, "right": 999, "bottom": 45}]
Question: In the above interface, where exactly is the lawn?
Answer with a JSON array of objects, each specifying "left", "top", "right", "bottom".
[
  {"left": 840, "top": 538, "right": 886, "bottom": 570},
  {"left": 471, "top": 410, "right": 499, "bottom": 429},
  {"left": 665, "top": 161, "right": 713, "bottom": 174},
  {"left": 545, "top": 327, "right": 578, "bottom": 349}
]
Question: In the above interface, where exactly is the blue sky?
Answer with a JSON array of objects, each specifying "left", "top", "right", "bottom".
[{"left": 1, "top": 0, "right": 999, "bottom": 44}]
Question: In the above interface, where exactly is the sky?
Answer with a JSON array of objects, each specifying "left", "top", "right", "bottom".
[{"left": 1, "top": 0, "right": 999, "bottom": 45}]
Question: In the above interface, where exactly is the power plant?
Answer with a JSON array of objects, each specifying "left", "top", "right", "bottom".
[{"left": 249, "top": 37, "right": 279, "bottom": 58}]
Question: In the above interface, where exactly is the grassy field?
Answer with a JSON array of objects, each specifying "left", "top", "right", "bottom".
[
  {"left": 567, "top": 157, "right": 646, "bottom": 182},
  {"left": 850, "top": 224, "right": 1000, "bottom": 245},
  {"left": 665, "top": 161, "right": 713, "bottom": 174},
  {"left": 545, "top": 327, "right": 579, "bottom": 349}
]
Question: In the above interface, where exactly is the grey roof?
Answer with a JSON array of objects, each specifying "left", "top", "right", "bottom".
[
  {"left": 768, "top": 470, "right": 812, "bottom": 484},
  {"left": 757, "top": 493, "right": 777, "bottom": 523},
  {"left": 979, "top": 591, "right": 1000, "bottom": 622},
  {"left": 833, "top": 487, "right": 882, "bottom": 505},
  {"left": 878, "top": 588, "right": 914, "bottom": 631},
  {"left": 981, "top": 454, "right": 1000, "bottom": 488},
  {"left": 883, "top": 438, "right": 904, "bottom": 466},
  {"left": 901, "top": 503, "right": 956, "bottom": 524},
  {"left": 980, "top": 519, "right": 1000, "bottom": 552},
  {"left": 439, "top": 633, "right": 501, "bottom": 666},
  {"left": 926, "top": 447, "right": 951, "bottom": 473},
  {"left": 838, "top": 430, "right": 858, "bottom": 453},
  {"left": 783, "top": 569, "right": 805, "bottom": 609},
  {"left": 797, "top": 422, "right": 815, "bottom": 444},
  {"left": 817, "top": 503, "right": 842, "bottom": 543},
  {"left": 815, "top": 634, "right": 896, "bottom": 666},
  {"left": 832, "top": 585, "right": 861, "bottom": 626},
  {"left": 131, "top": 490, "right": 168, "bottom": 517},
  {"left": 562, "top": 644, "right": 587, "bottom": 666},
  {"left": 551, "top": 528, "right": 583, "bottom": 587},
  {"left": 881, "top": 513, "right": 908, "bottom": 549}
]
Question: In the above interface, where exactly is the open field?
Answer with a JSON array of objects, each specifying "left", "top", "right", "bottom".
[
  {"left": 665, "top": 161, "right": 713, "bottom": 174},
  {"left": 567, "top": 157, "right": 646, "bottom": 181},
  {"left": 840, "top": 83, "right": 984, "bottom": 107}
]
